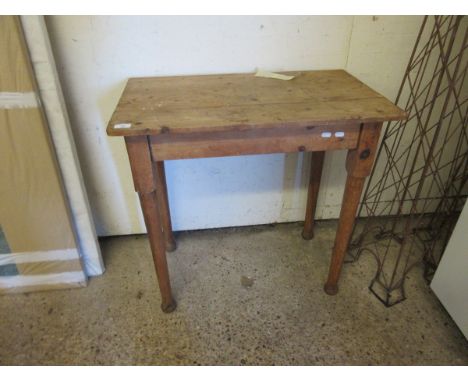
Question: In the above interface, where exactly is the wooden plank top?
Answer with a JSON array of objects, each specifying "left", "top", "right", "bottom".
[{"left": 107, "top": 70, "right": 406, "bottom": 137}]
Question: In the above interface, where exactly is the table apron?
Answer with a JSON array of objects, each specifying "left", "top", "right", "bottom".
[{"left": 150, "top": 123, "right": 361, "bottom": 160}]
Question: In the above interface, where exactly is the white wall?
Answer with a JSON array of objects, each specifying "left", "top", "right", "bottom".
[
  {"left": 46, "top": 16, "right": 423, "bottom": 236},
  {"left": 431, "top": 201, "right": 468, "bottom": 339}
]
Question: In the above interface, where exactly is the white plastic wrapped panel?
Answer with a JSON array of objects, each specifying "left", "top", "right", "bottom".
[{"left": 0, "top": 16, "right": 87, "bottom": 293}]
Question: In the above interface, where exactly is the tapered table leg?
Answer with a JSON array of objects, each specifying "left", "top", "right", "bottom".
[
  {"left": 139, "top": 191, "right": 176, "bottom": 312},
  {"left": 302, "top": 151, "right": 325, "bottom": 240},
  {"left": 324, "top": 122, "right": 382, "bottom": 295},
  {"left": 324, "top": 175, "right": 366, "bottom": 295},
  {"left": 125, "top": 136, "right": 176, "bottom": 313},
  {"left": 154, "top": 161, "right": 176, "bottom": 252}
]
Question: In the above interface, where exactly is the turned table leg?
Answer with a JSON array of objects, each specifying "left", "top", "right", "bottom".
[
  {"left": 324, "top": 123, "right": 382, "bottom": 295},
  {"left": 154, "top": 161, "right": 176, "bottom": 252},
  {"left": 302, "top": 151, "right": 325, "bottom": 240},
  {"left": 125, "top": 136, "right": 176, "bottom": 313}
]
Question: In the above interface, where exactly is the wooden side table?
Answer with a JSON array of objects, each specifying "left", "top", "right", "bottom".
[{"left": 107, "top": 70, "right": 406, "bottom": 313}]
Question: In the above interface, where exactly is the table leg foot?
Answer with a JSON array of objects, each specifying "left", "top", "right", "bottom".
[
  {"left": 324, "top": 283, "right": 338, "bottom": 295},
  {"left": 301, "top": 230, "right": 314, "bottom": 240},
  {"left": 165, "top": 239, "right": 177, "bottom": 252},
  {"left": 161, "top": 299, "right": 177, "bottom": 313}
]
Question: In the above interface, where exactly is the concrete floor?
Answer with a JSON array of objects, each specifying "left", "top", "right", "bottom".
[{"left": 0, "top": 221, "right": 467, "bottom": 365}]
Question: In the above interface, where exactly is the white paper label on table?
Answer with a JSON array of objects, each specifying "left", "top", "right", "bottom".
[
  {"left": 255, "top": 70, "right": 295, "bottom": 81},
  {"left": 114, "top": 123, "right": 132, "bottom": 129}
]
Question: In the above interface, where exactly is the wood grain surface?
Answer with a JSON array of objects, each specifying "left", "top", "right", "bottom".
[{"left": 107, "top": 70, "right": 406, "bottom": 137}]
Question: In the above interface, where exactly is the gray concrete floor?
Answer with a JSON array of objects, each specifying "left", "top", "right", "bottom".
[{"left": 0, "top": 221, "right": 467, "bottom": 365}]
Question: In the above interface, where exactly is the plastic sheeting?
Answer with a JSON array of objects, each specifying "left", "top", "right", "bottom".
[{"left": 0, "top": 16, "right": 87, "bottom": 294}]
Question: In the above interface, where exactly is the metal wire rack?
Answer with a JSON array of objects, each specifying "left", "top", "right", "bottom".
[{"left": 347, "top": 16, "right": 468, "bottom": 306}]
